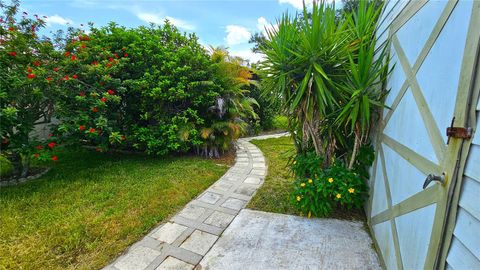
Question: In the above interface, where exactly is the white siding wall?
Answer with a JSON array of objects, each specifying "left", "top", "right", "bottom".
[{"left": 446, "top": 103, "right": 480, "bottom": 268}]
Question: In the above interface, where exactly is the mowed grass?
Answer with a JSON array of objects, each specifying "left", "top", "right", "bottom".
[
  {"left": 247, "top": 136, "right": 297, "bottom": 215},
  {"left": 0, "top": 148, "right": 232, "bottom": 270}
]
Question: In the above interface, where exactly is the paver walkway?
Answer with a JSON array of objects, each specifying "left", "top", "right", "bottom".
[{"left": 104, "top": 133, "right": 288, "bottom": 270}]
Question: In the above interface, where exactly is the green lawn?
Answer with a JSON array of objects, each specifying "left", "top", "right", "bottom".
[
  {"left": 247, "top": 136, "right": 297, "bottom": 215},
  {"left": 0, "top": 148, "right": 232, "bottom": 270}
]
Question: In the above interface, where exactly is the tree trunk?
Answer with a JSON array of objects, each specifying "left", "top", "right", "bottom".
[
  {"left": 348, "top": 126, "right": 361, "bottom": 170},
  {"left": 20, "top": 153, "right": 30, "bottom": 178}
]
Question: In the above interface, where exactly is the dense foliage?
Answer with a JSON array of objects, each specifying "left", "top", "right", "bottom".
[
  {"left": 290, "top": 151, "right": 369, "bottom": 217},
  {"left": 1, "top": 2, "right": 258, "bottom": 178},
  {"left": 259, "top": 0, "right": 388, "bottom": 216},
  {"left": 0, "top": 3, "right": 60, "bottom": 177}
]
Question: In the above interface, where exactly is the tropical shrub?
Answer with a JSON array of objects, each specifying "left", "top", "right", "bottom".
[
  {"left": 198, "top": 47, "right": 258, "bottom": 157},
  {"left": 272, "top": 115, "right": 288, "bottom": 130},
  {"left": 260, "top": 0, "right": 388, "bottom": 168},
  {"left": 54, "top": 24, "right": 256, "bottom": 157},
  {"left": 0, "top": 2, "right": 60, "bottom": 177},
  {"left": 292, "top": 161, "right": 368, "bottom": 217},
  {"left": 260, "top": 0, "right": 388, "bottom": 216},
  {"left": 54, "top": 29, "right": 129, "bottom": 153}
]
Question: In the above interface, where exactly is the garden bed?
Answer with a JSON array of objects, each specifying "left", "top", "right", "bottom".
[
  {"left": 247, "top": 136, "right": 365, "bottom": 221},
  {"left": 0, "top": 147, "right": 232, "bottom": 269}
]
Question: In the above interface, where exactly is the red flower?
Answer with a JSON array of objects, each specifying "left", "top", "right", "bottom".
[
  {"left": 71, "top": 55, "right": 77, "bottom": 61},
  {"left": 79, "top": 92, "right": 85, "bottom": 97},
  {"left": 48, "top": 142, "right": 56, "bottom": 149},
  {"left": 72, "top": 74, "right": 78, "bottom": 79},
  {"left": 108, "top": 57, "right": 113, "bottom": 62},
  {"left": 36, "top": 145, "right": 43, "bottom": 150},
  {"left": 62, "top": 75, "right": 70, "bottom": 81},
  {"left": 27, "top": 73, "right": 36, "bottom": 79},
  {"left": 89, "top": 128, "right": 96, "bottom": 133},
  {"left": 8, "top": 27, "right": 14, "bottom": 31},
  {"left": 27, "top": 68, "right": 33, "bottom": 73},
  {"left": 124, "top": 53, "right": 128, "bottom": 57},
  {"left": 92, "top": 61, "right": 98, "bottom": 66},
  {"left": 9, "top": 51, "right": 16, "bottom": 56},
  {"left": 34, "top": 153, "right": 40, "bottom": 158},
  {"left": 106, "top": 63, "right": 111, "bottom": 67},
  {"left": 33, "top": 61, "right": 41, "bottom": 67},
  {"left": 51, "top": 155, "right": 58, "bottom": 161},
  {"left": 92, "top": 107, "right": 98, "bottom": 113},
  {"left": 79, "top": 125, "right": 86, "bottom": 131},
  {"left": 53, "top": 67, "right": 59, "bottom": 72},
  {"left": 46, "top": 77, "right": 52, "bottom": 82},
  {"left": 64, "top": 51, "right": 71, "bottom": 56},
  {"left": 113, "top": 53, "right": 118, "bottom": 58},
  {"left": 100, "top": 97, "right": 107, "bottom": 103},
  {"left": 81, "top": 45, "right": 86, "bottom": 49},
  {"left": 48, "top": 133, "right": 53, "bottom": 137},
  {"left": 107, "top": 89, "right": 115, "bottom": 95}
]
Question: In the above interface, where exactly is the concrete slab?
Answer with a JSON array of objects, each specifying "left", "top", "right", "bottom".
[
  {"left": 203, "top": 211, "right": 235, "bottom": 228},
  {"left": 178, "top": 205, "right": 206, "bottom": 220},
  {"left": 180, "top": 230, "right": 218, "bottom": 256},
  {"left": 198, "top": 192, "right": 222, "bottom": 205},
  {"left": 151, "top": 222, "right": 188, "bottom": 244},
  {"left": 199, "top": 209, "right": 381, "bottom": 270},
  {"left": 114, "top": 246, "right": 161, "bottom": 270},
  {"left": 156, "top": 256, "right": 193, "bottom": 270}
]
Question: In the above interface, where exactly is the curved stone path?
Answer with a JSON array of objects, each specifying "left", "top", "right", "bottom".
[{"left": 104, "top": 133, "right": 288, "bottom": 270}]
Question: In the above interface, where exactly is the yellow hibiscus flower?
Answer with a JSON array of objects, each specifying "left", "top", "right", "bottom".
[
  {"left": 296, "top": 196, "right": 301, "bottom": 201},
  {"left": 328, "top": 178, "right": 334, "bottom": 183},
  {"left": 336, "top": 193, "right": 341, "bottom": 199},
  {"left": 348, "top": 188, "right": 355, "bottom": 193}
]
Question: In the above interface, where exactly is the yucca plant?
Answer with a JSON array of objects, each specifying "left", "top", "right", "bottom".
[
  {"left": 335, "top": 0, "right": 389, "bottom": 168},
  {"left": 260, "top": 0, "right": 388, "bottom": 168}
]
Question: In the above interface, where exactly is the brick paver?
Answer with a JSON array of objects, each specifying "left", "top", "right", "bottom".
[{"left": 104, "top": 133, "right": 288, "bottom": 270}]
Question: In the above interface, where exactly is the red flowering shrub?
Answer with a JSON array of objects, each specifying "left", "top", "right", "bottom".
[
  {"left": 54, "top": 28, "right": 129, "bottom": 152},
  {"left": 0, "top": 2, "right": 61, "bottom": 177}
]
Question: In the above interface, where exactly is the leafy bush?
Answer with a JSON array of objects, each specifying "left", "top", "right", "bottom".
[
  {"left": 0, "top": 3, "right": 59, "bottom": 177},
  {"left": 0, "top": 155, "right": 13, "bottom": 177},
  {"left": 272, "top": 115, "right": 288, "bottom": 130},
  {"left": 290, "top": 153, "right": 368, "bottom": 217},
  {"left": 53, "top": 24, "right": 256, "bottom": 157}
]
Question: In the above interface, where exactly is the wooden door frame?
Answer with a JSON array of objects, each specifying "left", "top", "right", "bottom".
[
  {"left": 367, "top": 0, "right": 480, "bottom": 269},
  {"left": 436, "top": 2, "right": 480, "bottom": 268}
]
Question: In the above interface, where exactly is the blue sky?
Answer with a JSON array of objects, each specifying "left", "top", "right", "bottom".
[{"left": 20, "top": 0, "right": 314, "bottom": 63}]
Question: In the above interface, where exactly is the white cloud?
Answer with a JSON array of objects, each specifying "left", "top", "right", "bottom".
[
  {"left": 165, "top": 16, "right": 195, "bottom": 30},
  {"left": 230, "top": 49, "right": 264, "bottom": 64},
  {"left": 257, "top": 17, "right": 277, "bottom": 36},
  {"left": 44, "top": 15, "right": 73, "bottom": 26},
  {"left": 225, "top": 25, "right": 251, "bottom": 46},
  {"left": 136, "top": 12, "right": 195, "bottom": 30},
  {"left": 278, "top": 0, "right": 313, "bottom": 9},
  {"left": 136, "top": 12, "right": 164, "bottom": 24}
]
